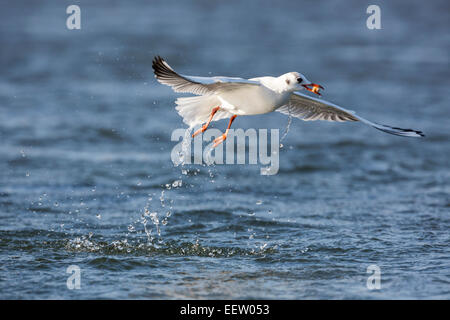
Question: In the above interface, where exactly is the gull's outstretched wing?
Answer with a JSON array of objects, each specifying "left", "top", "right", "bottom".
[
  {"left": 152, "top": 56, "right": 259, "bottom": 95},
  {"left": 277, "top": 92, "right": 424, "bottom": 137}
]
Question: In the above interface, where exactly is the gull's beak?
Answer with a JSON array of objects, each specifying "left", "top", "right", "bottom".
[{"left": 302, "top": 83, "right": 324, "bottom": 96}]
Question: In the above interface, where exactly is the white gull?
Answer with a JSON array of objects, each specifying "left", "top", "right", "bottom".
[{"left": 152, "top": 56, "right": 424, "bottom": 147}]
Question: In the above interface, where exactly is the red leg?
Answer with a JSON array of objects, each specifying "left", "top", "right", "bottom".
[
  {"left": 213, "top": 115, "right": 237, "bottom": 148},
  {"left": 192, "top": 106, "right": 220, "bottom": 138}
]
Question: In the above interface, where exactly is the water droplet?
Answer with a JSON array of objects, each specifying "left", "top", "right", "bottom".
[
  {"left": 172, "top": 180, "right": 182, "bottom": 188},
  {"left": 149, "top": 212, "right": 159, "bottom": 225}
]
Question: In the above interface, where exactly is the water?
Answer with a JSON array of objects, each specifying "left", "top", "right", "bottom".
[{"left": 0, "top": 0, "right": 449, "bottom": 299}]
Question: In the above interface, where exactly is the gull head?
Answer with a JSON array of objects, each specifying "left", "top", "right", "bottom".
[{"left": 281, "top": 72, "right": 324, "bottom": 96}]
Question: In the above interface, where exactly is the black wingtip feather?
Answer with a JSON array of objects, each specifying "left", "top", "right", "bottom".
[
  {"left": 152, "top": 55, "right": 178, "bottom": 81},
  {"left": 374, "top": 123, "right": 425, "bottom": 138},
  {"left": 391, "top": 126, "right": 425, "bottom": 137},
  {"left": 152, "top": 55, "right": 165, "bottom": 77}
]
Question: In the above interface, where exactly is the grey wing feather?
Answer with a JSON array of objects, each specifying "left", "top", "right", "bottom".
[
  {"left": 277, "top": 92, "right": 424, "bottom": 137},
  {"left": 277, "top": 92, "right": 358, "bottom": 122},
  {"left": 152, "top": 56, "right": 259, "bottom": 95}
]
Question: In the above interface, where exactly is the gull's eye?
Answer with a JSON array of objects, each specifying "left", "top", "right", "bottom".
[{"left": 297, "top": 77, "right": 303, "bottom": 83}]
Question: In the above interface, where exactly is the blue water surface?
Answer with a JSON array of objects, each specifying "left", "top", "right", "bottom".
[{"left": 0, "top": 0, "right": 449, "bottom": 299}]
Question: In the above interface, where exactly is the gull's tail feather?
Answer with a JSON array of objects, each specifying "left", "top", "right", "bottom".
[{"left": 175, "top": 95, "right": 232, "bottom": 127}]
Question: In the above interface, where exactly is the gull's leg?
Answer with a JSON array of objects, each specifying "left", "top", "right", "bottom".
[
  {"left": 192, "top": 106, "right": 220, "bottom": 138},
  {"left": 213, "top": 115, "right": 237, "bottom": 148}
]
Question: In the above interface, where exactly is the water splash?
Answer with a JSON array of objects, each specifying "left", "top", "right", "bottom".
[
  {"left": 133, "top": 177, "right": 181, "bottom": 244},
  {"left": 178, "top": 126, "right": 193, "bottom": 166},
  {"left": 203, "top": 140, "right": 216, "bottom": 166},
  {"left": 280, "top": 105, "right": 293, "bottom": 147},
  {"left": 64, "top": 236, "right": 277, "bottom": 257}
]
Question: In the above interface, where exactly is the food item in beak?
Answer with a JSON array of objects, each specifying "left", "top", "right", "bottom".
[
  {"left": 311, "top": 85, "right": 321, "bottom": 95},
  {"left": 302, "top": 83, "right": 324, "bottom": 96}
]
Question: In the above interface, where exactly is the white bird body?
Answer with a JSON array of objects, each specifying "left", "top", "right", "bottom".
[
  {"left": 217, "top": 82, "right": 291, "bottom": 115},
  {"left": 152, "top": 56, "right": 424, "bottom": 141}
]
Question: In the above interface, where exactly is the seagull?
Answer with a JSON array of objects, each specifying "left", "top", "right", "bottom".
[{"left": 152, "top": 56, "right": 424, "bottom": 147}]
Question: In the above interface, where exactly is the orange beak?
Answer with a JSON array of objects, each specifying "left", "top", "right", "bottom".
[{"left": 302, "top": 83, "right": 324, "bottom": 96}]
